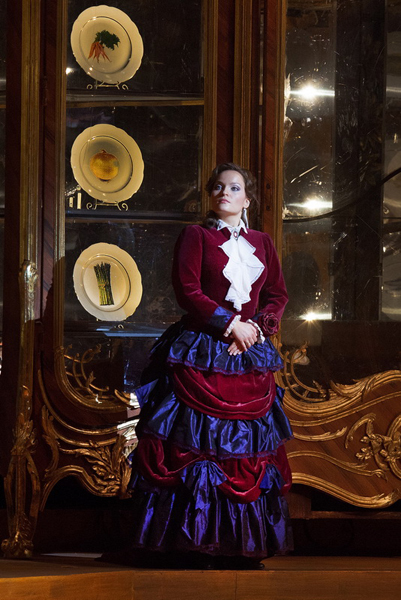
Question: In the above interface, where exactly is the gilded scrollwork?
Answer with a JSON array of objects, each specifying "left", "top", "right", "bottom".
[
  {"left": 64, "top": 344, "right": 113, "bottom": 400},
  {"left": 287, "top": 450, "right": 387, "bottom": 480},
  {"left": 1, "top": 514, "right": 35, "bottom": 560},
  {"left": 41, "top": 406, "right": 60, "bottom": 481},
  {"left": 59, "top": 437, "right": 132, "bottom": 498},
  {"left": 280, "top": 342, "right": 401, "bottom": 417},
  {"left": 2, "top": 406, "right": 40, "bottom": 559},
  {"left": 41, "top": 407, "right": 134, "bottom": 507},
  {"left": 290, "top": 473, "right": 399, "bottom": 509},
  {"left": 62, "top": 344, "right": 139, "bottom": 409},
  {"left": 280, "top": 339, "right": 401, "bottom": 507},
  {"left": 2, "top": 259, "right": 41, "bottom": 559},
  {"left": 345, "top": 412, "right": 401, "bottom": 479},
  {"left": 277, "top": 342, "right": 328, "bottom": 403},
  {"left": 293, "top": 426, "right": 347, "bottom": 442}
]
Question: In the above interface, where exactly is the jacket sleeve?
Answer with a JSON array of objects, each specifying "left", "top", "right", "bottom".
[
  {"left": 172, "top": 225, "right": 237, "bottom": 332},
  {"left": 251, "top": 234, "right": 288, "bottom": 336}
]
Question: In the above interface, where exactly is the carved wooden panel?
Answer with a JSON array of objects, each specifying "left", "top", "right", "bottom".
[{"left": 280, "top": 344, "right": 401, "bottom": 508}]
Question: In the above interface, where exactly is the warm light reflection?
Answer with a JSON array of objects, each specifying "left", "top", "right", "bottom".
[
  {"left": 301, "top": 311, "right": 332, "bottom": 321},
  {"left": 291, "top": 85, "right": 335, "bottom": 101},
  {"left": 304, "top": 197, "right": 333, "bottom": 212},
  {"left": 66, "top": 67, "right": 74, "bottom": 75}
]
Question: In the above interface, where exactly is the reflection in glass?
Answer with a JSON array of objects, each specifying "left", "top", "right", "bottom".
[
  {"left": 0, "top": 0, "right": 6, "bottom": 374},
  {"left": 281, "top": 1, "right": 396, "bottom": 384},
  {"left": 0, "top": 0, "right": 5, "bottom": 92},
  {"left": 284, "top": 5, "right": 335, "bottom": 220},
  {"left": 283, "top": 4, "right": 335, "bottom": 321},
  {"left": 383, "top": 3, "right": 401, "bottom": 321},
  {"left": 283, "top": 219, "right": 331, "bottom": 321}
]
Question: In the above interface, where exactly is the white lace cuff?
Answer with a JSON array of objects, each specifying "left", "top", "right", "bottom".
[
  {"left": 247, "top": 319, "right": 265, "bottom": 344},
  {"left": 224, "top": 314, "right": 241, "bottom": 337}
]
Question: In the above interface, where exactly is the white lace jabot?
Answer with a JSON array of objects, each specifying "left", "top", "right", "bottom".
[{"left": 217, "top": 219, "right": 265, "bottom": 311}]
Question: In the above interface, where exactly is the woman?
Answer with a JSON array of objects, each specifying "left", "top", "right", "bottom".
[{"left": 126, "top": 163, "right": 292, "bottom": 569}]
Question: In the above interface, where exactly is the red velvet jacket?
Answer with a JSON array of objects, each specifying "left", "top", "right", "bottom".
[{"left": 172, "top": 224, "right": 288, "bottom": 338}]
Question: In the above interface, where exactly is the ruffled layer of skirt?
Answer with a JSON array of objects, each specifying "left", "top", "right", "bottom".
[
  {"left": 133, "top": 435, "right": 291, "bottom": 503},
  {"left": 145, "top": 320, "right": 284, "bottom": 376},
  {"left": 127, "top": 471, "right": 293, "bottom": 558},
  {"left": 127, "top": 323, "right": 293, "bottom": 557},
  {"left": 141, "top": 385, "right": 292, "bottom": 459}
]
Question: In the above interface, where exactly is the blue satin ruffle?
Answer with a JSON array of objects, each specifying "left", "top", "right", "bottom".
[
  {"left": 181, "top": 461, "right": 227, "bottom": 510},
  {"left": 127, "top": 466, "right": 293, "bottom": 557},
  {"left": 141, "top": 386, "right": 292, "bottom": 459},
  {"left": 167, "top": 329, "right": 283, "bottom": 374}
]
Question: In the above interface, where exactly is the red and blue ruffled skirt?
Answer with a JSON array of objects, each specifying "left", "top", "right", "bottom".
[{"left": 127, "top": 321, "right": 293, "bottom": 559}]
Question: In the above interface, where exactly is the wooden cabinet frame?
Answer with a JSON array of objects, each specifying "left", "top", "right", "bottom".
[
  {"left": 5, "top": 0, "right": 399, "bottom": 558},
  {"left": 0, "top": 0, "right": 264, "bottom": 558}
]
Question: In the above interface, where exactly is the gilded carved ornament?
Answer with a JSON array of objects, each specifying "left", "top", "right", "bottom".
[
  {"left": 2, "top": 262, "right": 40, "bottom": 559},
  {"left": 41, "top": 407, "right": 135, "bottom": 509},
  {"left": 278, "top": 342, "right": 401, "bottom": 507},
  {"left": 62, "top": 344, "right": 138, "bottom": 409},
  {"left": 1, "top": 408, "right": 40, "bottom": 559}
]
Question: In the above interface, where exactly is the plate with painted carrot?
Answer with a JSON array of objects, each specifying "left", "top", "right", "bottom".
[{"left": 71, "top": 5, "right": 143, "bottom": 84}]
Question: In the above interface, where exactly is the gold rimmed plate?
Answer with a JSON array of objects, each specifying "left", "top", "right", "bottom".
[
  {"left": 73, "top": 243, "right": 143, "bottom": 321},
  {"left": 71, "top": 5, "right": 143, "bottom": 84},
  {"left": 70, "top": 124, "right": 144, "bottom": 203}
]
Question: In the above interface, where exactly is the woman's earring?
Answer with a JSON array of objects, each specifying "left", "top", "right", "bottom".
[{"left": 242, "top": 207, "right": 249, "bottom": 227}]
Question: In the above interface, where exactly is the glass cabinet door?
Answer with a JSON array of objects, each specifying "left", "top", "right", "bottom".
[
  {"left": 61, "top": 1, "right": 214, "bottom": 407},
  {"left": 1, "top": 0, "right": 219, "bottom": 558},
  {"left": 0, "top": 0, "right": 6, "bottom": 369},
  {"left": 63, "top": 1, "right": 205, "bottom": 397}
]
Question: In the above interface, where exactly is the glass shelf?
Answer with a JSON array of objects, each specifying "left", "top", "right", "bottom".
[{"left": 67, "top": 94, "right": 204, "bottom": 106}]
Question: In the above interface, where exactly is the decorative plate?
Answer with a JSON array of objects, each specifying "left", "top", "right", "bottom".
[
  {"left": 73, "top": 243, "right": 142, "bottom": 321},
  {"left": 70, "top": 124, "right": 144, "bottom": 203},
  {"left": 70, "top": 5, "right": 143, "bottom": 84}
]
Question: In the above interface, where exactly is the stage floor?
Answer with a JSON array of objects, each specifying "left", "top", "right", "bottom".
[{"left": 1, "top": 553, "right": 400, "bottom": 600}]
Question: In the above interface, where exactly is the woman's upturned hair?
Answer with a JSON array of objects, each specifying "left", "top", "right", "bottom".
[{"left": 203, "top": 163, "right": 258, "bottom": 229}]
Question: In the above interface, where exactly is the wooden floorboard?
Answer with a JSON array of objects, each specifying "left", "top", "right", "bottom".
[{"left": 1, "top": 555, "right": 401, "bottom": 600}]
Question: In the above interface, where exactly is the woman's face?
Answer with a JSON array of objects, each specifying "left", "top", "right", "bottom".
[{"left": 210, "top": 170, "right": 250, "bottom": 224}]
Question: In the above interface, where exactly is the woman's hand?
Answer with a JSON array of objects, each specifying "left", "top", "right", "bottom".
[
  {"left": 230, "top": 321, "right": 258, "bottom": 353},
  {"left": 227, "top": 339, "right": 243, "bottom": 356}
]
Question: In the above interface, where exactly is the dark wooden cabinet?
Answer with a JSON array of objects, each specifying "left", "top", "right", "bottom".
[
  {"left": 0, "top": 0, "right": 268, "bottom": 557},
  {"left": 2, "top": 0, "right": 401, "bottom": 559}
]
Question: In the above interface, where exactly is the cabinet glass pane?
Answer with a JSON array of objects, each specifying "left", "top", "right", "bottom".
[
  {"left": 65, "top": 105, "right": 203, "bottom": 217},
  {"left": 282, "top": 2, "right": 393, "bottom": 385},
  {"left": 382, "top": 3, "right": 401, "bottom": 321},
  {"left": 64, "top": 220, "right": 185, "bottom": 389},
  {"left": 67, "top": 0, "right": 203, "bottom": 95},
  {"left": 283, "top": 5, "right": 335, "bottom": 322},
  {"left": 64, "top": 334, "right": 156, "bottom": 393},
  {"left": 64, "top": 1, "right": 205, "bottom": 391},
  {"left": 65, "top": 220, "right": 185, "bottom": 329},
  {"left": 0, "top": 0, "right": 5, "bottom": 92},
  {"left": 0, "top": 110, "right": 5, "bottom": 211},
  {"left": 0, "top": 0, "right": 6, "bottom": 367}
]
